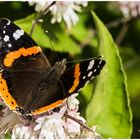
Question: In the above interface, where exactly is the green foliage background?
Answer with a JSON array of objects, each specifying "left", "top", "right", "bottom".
[{"left": 0, "top": 1, "right": 140, "bottom": 138}]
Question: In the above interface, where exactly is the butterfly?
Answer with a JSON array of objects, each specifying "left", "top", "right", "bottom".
[{"left": 0, "top": 18, "right": 105, "bottom": 116}]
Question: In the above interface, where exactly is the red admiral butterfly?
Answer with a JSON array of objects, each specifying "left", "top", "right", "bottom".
[{"left": 0, "top": 18, "right": 105, "bottom": 116}]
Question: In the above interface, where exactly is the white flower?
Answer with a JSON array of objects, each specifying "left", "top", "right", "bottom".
[
  {"left": 64, "top": 111, "right": 86, "bottom": 138},
  {"left": 12, "top": 124, "right": 37, "bottom": 139},
  {"left": 64, "top": 115, "right": 81, "bottom": 137},
  {"left": 67, "top": 93, "right": 79, "bottom": 111},
  {"left": 1, "top": 93, "right": 100, "bottom": 139},
  {"left": 28, "top": 1, "right": 88, "bottom": 29},
  {"left": 29, "top": 1, "right": 52, "bottom": 12},
  {"left": 118, "top": 2, "right": 140, "bottom": 18},
  {"left": 34, "top": 106, "right": 66, "bottom": 139}
]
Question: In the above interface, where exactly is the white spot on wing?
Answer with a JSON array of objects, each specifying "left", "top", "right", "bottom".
[
  {"left": 8, "top": 43, "right": 12, "bottom": 48},
  {"left": 13, "top": 29, "right": 24, "bottom": 40},
  {"left": 87, "top": 60, "right": 94, "bottom": 71},
  {"left": 7, "top": 20, "right": 11, "bottom": 25},
  {"left": 88, "top": 71, "right": 93, "bottom": 77},
  {"left": 3, "top": 35, "right": 9, "bottom": 42},
  {"left": 83, "top": 76, "right": 86, "bottom": 79},
  {"left": 94, "top": 69, "right": 97, "bottom": 72},
  {"left": 3, "top": 30, "right": 6, "bottom": 34},
  {"left": 99, "top": 60, "right": 102, "bottom": 65}
]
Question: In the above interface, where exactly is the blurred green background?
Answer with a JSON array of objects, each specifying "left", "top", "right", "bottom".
[{"left": 0, "top": 1, "right": 140, "bottom": 138}]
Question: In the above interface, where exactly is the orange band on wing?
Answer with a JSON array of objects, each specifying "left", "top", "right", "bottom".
[
  {"left": 68, "top": 64, "right": 81, "bottom": 94},
  {"left": 4, "top": 46, "right": 41, "bottom": 67},
  {"left": 0, "top": 73, "right": 18, "bottom": 110},
  {"left": 32, "top": 99, "right": 65, "bottom": 115}
]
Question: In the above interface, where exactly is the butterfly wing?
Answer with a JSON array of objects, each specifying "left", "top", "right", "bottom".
[
  {"left": 61, "top": 58, "right": 105, "bottom": 95},
  {"left": 0, "top": 18, "right": 50, "bottom": 69},
  {"left": 0, "top": 18, "right": 51, "bottom": 112}
]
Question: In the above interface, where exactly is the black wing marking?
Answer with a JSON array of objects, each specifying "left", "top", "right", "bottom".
[
  {"left": 0, "top": 18, "right": 36, "bottom": 66},
  {"left": 0, "top": 18, "right": 51, "bottom": 70},
  {"left": 0, "top": 18, "right": 36, "bottom": 50},
  {"left": 61, "top": 58, "right": 105, "bottom": 95}
]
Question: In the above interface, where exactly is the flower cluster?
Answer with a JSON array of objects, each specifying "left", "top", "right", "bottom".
[
  {"left": 0, "top": 94, "right": 100, "bottom": 139},
  {"left": 29, "top": 1, "right": 88, "bottom": 29},
  {"left": 118, "top": 1, "right": 140, "bottom": 18}
]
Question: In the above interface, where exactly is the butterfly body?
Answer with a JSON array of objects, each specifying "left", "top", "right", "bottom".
[{"left": 0, "top": 18, "right": 105, "bottom": 116}]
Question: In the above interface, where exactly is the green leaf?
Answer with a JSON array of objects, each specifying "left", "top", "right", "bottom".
[
  {"left": 125, "top": 60, "right": 140, "bottom": 119},
  {"left": 14, "top": 14, "right": 81, "bottom": 55},
  {"left": 70, "top": 14, "right": 98, "bottom": 48},
  {"left": 78, "top": 83, "right": 94, "bottom": 117},
  {"left": 14, "top": 14, "right": 51, "bottom": 48},
  {"left": 86, "top": 11, "right": 132, "bottom": 138}
]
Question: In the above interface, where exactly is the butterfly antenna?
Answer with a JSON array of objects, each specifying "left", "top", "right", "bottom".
[
  {"left": 46, "top": 32, "right": 60, "bottom": 62},
  {"left": 66, "top": 56, "right": 103, "bottom": 64}
]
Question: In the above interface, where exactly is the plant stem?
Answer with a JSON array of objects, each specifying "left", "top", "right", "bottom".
[
  {"left": 30, "top": 1, "right": 56, "bottom": 36},
  {"left": 64, "top": 113, "right": 93, "bottom": 132},
  {"left": 116, "top": 23, "right": 128, "bottom": 45},
  {"left": 106, "top": 15, "right": 140, "bottom": 29}
]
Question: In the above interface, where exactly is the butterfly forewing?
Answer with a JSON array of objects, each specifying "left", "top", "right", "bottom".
[
  {"left": 61, "top": 58, "right": 105, "bottom": 95},
  {"left": 0, "top": 18, "right": 50, "bottom": 70}
]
